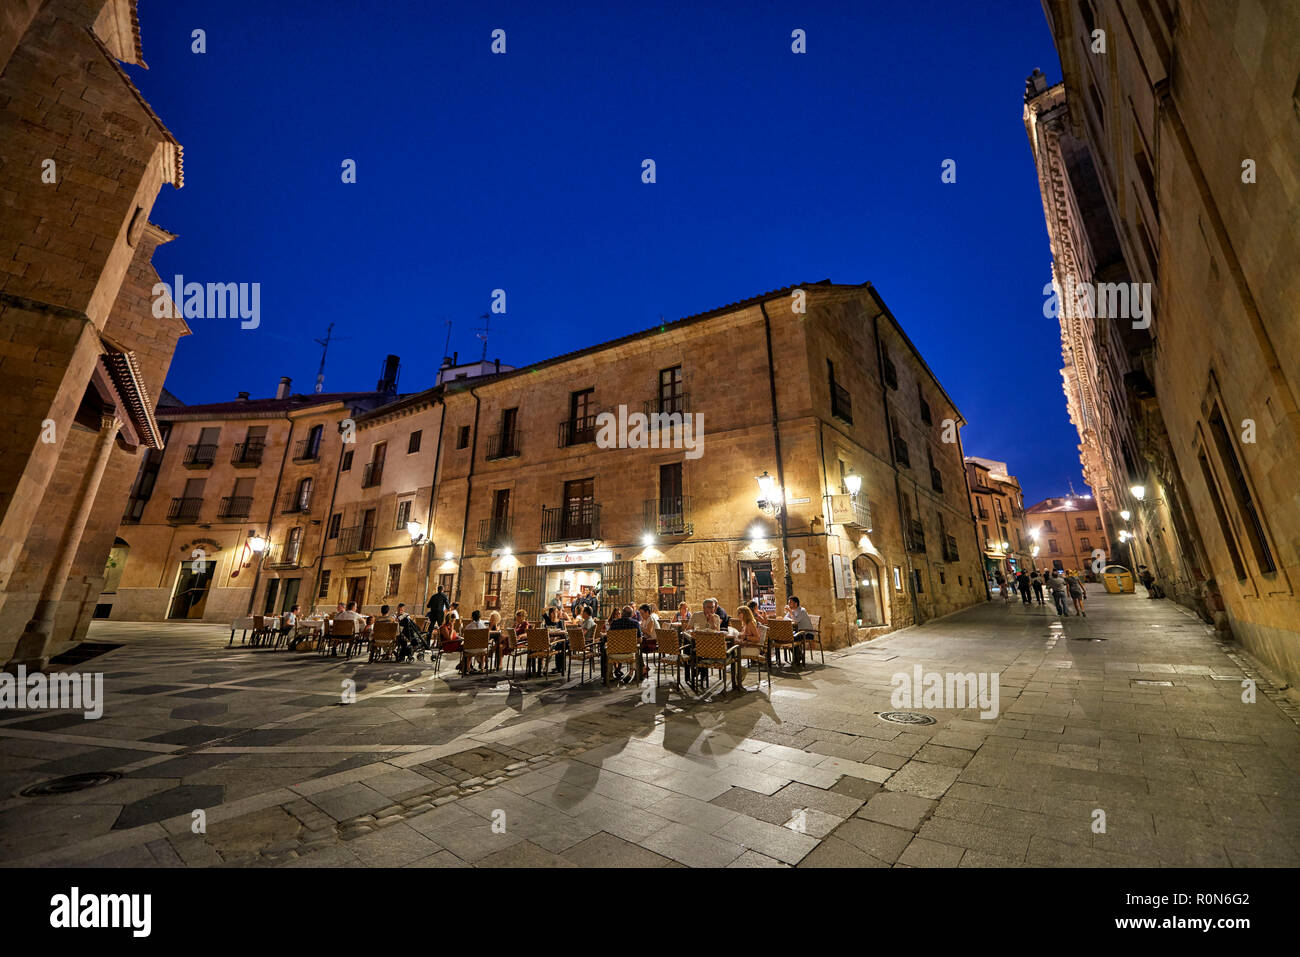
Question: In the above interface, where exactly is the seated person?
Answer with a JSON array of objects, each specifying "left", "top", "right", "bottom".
[
  {"left": 673, "top": 602, "right": 691, "bottom": 625},
  {"left": 606, "top": 604, "right": 642, "bottom": 683},
  {"left": 784, "top": 595, "right": 814, "bottom": 666},
  {"left": 697, "top": 598, "right": 723, "bottom": 631},
  {"left": 280, "top": 604, "right": 300, "bottom": 646},
  {"left": 460, "top": 610, "right": 491, "bottom": 673},
  {"left": 745, "top": 598, "right": 768, "bottom": 624},
  {"left": 637, "top": 603, "right": 660, "bottom": 645}
]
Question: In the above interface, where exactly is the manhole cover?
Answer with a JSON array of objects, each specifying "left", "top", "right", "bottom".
[
  {"left": 878, "top": 711, "right": 937, "bottom": 726},
  {"left": 19, "top": 772, "right": 122, "bottom": 797}
]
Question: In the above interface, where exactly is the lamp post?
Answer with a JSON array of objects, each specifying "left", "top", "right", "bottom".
[
  {"left": 244, "top": 532, "right": 269, "bottom": 615},
  {"left": 755, "top": 470, "right": 794, "bottom": 600}
]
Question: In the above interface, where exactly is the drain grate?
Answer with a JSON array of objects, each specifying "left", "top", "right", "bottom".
[
  {"left": 19, "top": 771, "right": 122, "bottom": 797},
  {"left": 878, "top": 711, "right": 937, "bottom": 726}
]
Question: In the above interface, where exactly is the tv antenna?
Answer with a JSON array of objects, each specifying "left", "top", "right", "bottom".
[
  {"left": 442, "top": 319, "right": 453, "bottom": 365},
  {"left": 313, "top": 322, "right": 351, "bottom": 393},
  {"left": 476, "top": 312, "right": 491, "bottom": 362}
]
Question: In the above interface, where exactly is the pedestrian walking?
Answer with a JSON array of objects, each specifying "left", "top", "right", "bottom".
[
  {"left": 1047, "top": 571, "right": 1069, "bottom": 616},
  {"left": 1017, "top": 571, "right": 1032, "bottom": 605},
  {"left": 1030, "top": 571, "right": 1045, "bottom": 605},
  {"left": 1064, "top": 570, "right": 1087, "bottom": 616},
  {"left": 996, "top": 571, "right": 1011, "bottom": 604}
]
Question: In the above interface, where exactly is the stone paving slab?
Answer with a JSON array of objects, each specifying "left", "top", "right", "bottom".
[{"left": 2, "top": 594, "right": 1298, "bottom": 868}]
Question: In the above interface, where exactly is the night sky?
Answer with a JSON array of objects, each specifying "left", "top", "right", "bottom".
[{"left": 126, "top": 0, "right": 1079, "bottom": 504}]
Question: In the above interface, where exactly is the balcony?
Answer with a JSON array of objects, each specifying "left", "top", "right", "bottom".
[
  {"left": 542, "top": 503, "right": 600, "bottom": 544},
  {"left": 644, "top": 496, "right": 693, "bottom": 536},
  {"left": 930, "top": 467, "right": 944, "bottom": 493},
  {"left": 976, "top": 506, "right": 990, "bottom": 520},
  {"left": 485, "top": 430, "right": 521, "bottom": 461},
  {"left": 266, "top": 540, "right": 302, "bottom": 569},
  {"left": 336, "top": 524, "right": 375, "bottom": 554},
  {"left": 167, "top": 496, "right": 202, "bottom": 523},
  {"left": 943, "top": 534, "right": 960, "bottom": 562},
  {"left": 894, "top": 436, "right": 911, "bottom": 468},
  {"left": 644, "top": 393, "right": 689, "bottom": 418},
  {"left": 218, "top": 496, "right": 253, "bottom": 520},
  {"left": 231, "top": 442, "right": 264, "bottom": 468},
  {"left": 280, "top": 488, "right": 312, "bottom": 514},
  {"left": 558, "top": 414, "right": 599, "bottom": 448},
  {"left": 843, "top": 496, "right": 873, "bottom": 531},
  {"left": 830, "top": 382, "right": 853, "bottom": 424},
  {"left": 361, "top": 461, "right": 383, "bottom": 488},
  {"left": 478, "top": 516, "right": 513, "bottom": 551},
  {"left": 183, "top": 444, "right": 217, "bottom": 469},
  {"left": 906, "top": 519, "right": 926, "bottom": 553},
  {"left": 293, "top": 439, "right": 320, "bottom": 463}
]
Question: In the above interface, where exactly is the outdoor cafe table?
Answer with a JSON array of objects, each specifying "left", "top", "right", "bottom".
[{"left": 229, "top": 615, "right": 279, "bottom": 646}]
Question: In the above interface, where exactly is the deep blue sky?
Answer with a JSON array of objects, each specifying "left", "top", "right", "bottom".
[{"left": 127, "top": 0, "right": 1078, "bottom": 504}]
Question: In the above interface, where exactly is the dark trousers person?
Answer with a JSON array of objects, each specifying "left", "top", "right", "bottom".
[
  {"left": 1019, "top": 583, "right": 1031, "bottom": 605},
  {"left": 1032, "top": 582, "right": 1044, "bottom": 605}
]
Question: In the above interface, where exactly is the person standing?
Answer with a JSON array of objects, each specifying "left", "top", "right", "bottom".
[
  {"left": 426, "top": 585, "right": 449, "bottom": 627},
  {"left": 1030, "top": 571, "right": 1045, "bottom": 606},
  {"left": 1016, "top": 570, "right": 1032, "bottom": 605}
]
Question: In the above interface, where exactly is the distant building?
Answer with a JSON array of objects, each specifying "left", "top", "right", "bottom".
[
  {"left": 1026, "top": 496, "right": 1110, "bottom": 580},
  {"left": 964, "top": 457, "right": 1032, "bottom": 580}
]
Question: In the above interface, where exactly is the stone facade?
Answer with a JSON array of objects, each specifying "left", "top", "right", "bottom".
[
  {"left": 1026, "top": 496, "right": 1111, "bottom": 580},
  {"left": 1026, "top": 1, "right": 1300, "bottom": 687},
  {"left": 255, "top": 282, "right": 985, "bottom": 649},
  {"left": 1, "top": 0, "right": 187, "bottom": 667}
]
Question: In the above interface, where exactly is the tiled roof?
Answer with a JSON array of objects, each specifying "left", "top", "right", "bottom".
[{"left": 157, "top": 392, "right": 384, "bottom": 421}]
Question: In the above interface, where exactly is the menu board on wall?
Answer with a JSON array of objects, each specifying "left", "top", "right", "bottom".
[{"left": 831, "top": 554, "right": 846, "bottom": 599}]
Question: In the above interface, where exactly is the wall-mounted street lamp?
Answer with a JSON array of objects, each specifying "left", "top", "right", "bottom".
[
  {"left": 756, "top": 470, "right": 784, "bottom": 515},
  {"left": 1129, "top": 485, "right": 1146, "bottom": 501},
  {"left": 406, "top": 521, "right": 429, "bottom": 546},
  {"left": 1120, "top": 510, "right": 1131, "bottom": 521},
  {"left": 844, "top": 469, "right": 862, "bottom": 498}
]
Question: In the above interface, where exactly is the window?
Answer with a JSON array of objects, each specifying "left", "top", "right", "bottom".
[
  {"left": 912, "top": 569, "right": 924, "bottom": 593},
  {"left": 1209, "top": 407, "right": 1275, "bottom": 574},
  {"left": 882, "top": 351, "right": 898, "bottom": 390},
  {"left": 828, "top": 360, "right": 852, "bottom": 424},
  {"left": 341, "top": 450, "right": 354, "bottom": 471},
  {"left": 1095, "top": 518, "right": 1103, "bottom": 530},
  {"left": 657, "top": 562, "right": 685, "bottom": 611},
  {"left": 981, "top": 524, "right": 990, "bottom": 543},
  {"left": 1076, "top": 517, "right": 1087, "bottom": 530},
  {"left": 1198, "top": 452, "right": 1247, "bottom": 580},
  {"left": 328, "top": 513, "right": 341, "bottom": 539},
  {"left": 565, "top": 389, "right": 597, "bottom": 445},
  {"left": 1049, "top": 539, "right": 1060, "bottom": 553},
  {"left": 438, "top": 572, "right": 455, "bottom": 597},
  {"left": 918, "top": 385, "right": 932, "bottom": 425},
  {"left": 408, "top": 430, "right": 422, "bottom": 454},
  {"left": 484, "top": 571, "right": 502, "bottom": 610},
  {"left": 457, "top": 425, "right": 470, "bottom": 449},
  {"left": 1044, "top": 519, "right": 1056, "bottom": 532},
  {"left": 1080, "top": 537, "right": 1092, "bottom": 551},
  {"left": 385, "top": 563, "right": 402, "bottom": 597},
  {"left": 659, "top": 366, "right": 684, "bottom": 414},
  {"left": 317, "top": 569, "right": 331, "bottom": 599},
  {"left": 395, "top": 499, "right": 412, "bottom": 529},
  {"left": 295, "top": 477, "right": 313, "bottom": 511},
  {"left": 893, "top": 566, "right": 902, "bottom": 590}
]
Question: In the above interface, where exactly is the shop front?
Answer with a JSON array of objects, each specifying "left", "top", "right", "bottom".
[{"left": 515, "top": 548, "right": 631, "bottom": 621}]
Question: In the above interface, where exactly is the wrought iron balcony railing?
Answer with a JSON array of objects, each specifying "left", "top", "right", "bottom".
[
  {"left": 183, "top": 443, "right": 217, "bottom": 468},
  {"left": 558, "top": 414, "right": 600, "bottom": 448},
  {"left": 293, "top": 438, "right": 320, "bottom": 463},
  {"left": 336, "top": 524, "right": 375, "bottom": 553},
  {"left": 478, "top": 516, "right": 513, "bottom": 550},
  {"left": 267, "top": 540, "right": 302, "bottom": 568},
  {"left": 280, "top": 488, "right": 312, "bottom": 513},
  {"left": 485, "top": 430, "right": 521, "bottom": 461},
  {"left": 542, "top": 503, "right": 600, "bottom": 543},
  {"left": 167, "top": 496, "right": 202, "bottom": 523},
  {"left": 218, "top": 496, "right": 253, "bottom": 520},
  {"left": 906, "top": 518, "right": 926, "bottom": 553},
  {"left": 231, "top": 441, "right": 264, "bottom": 467},
  {"left": 644, "top": 496, "right": 693, "bottom": 536}
]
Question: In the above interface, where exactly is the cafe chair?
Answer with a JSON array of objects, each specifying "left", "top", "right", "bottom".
[
  {"left": 653, "top": 627, "right": 686, "bottom": 693},
  {"left": 734, "top": 633, "right": 769, "bottom": 692},
  {"left": 369, "top": 620, "right": 400, "bottom": 662},
  {"left": 803, "top": 614, "right": 825, "bottom": 665},
  {"left": 525, "top": 627, "right": 559, "bottom": 679},
  {"left": 460, "top": 627, "right": 493, "bottom": 676},
  {"left": 604, "top": 628, "right": 640, "bottom": 686},
  {"left": 690, "top": 630, "right": 735, "bottom": 695},
  {"left": 322, "top": 617, "right": 358, "bottom": 657},
  {"left": 764, "top": 619, "right": 800, "bottom": 671},
  {"left": 566, "top": 625, "right": 598, "bottom": 685}
]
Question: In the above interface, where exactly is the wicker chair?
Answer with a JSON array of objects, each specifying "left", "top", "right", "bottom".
[
  {"left": 764, "top": 619, "right": 799, "bottom": 671},
  {"left": 501, "top": 629, "right": 529, "bottom": 679},
  {"left": 369, "top": 620, "right": 400, "bottom": 662},
  {"left": 604, "top": 628, "right": 640, "bottom": 686},
  {"left": 733, "top": 630, "right": 769, "bottom": 691},
  {"left": 250, "top": 615, "right": 271, "bottom": 647},
  {"left": 320, "top": 617, "right": 357, "bottom": 657},
  {"left": 566, "top": 625, "right": 598, "bottom": 684},
  {"left": 690, "top": 630, "right": 735, "bottom": 693},
  {"left": 460, "top": 626, "right": 492, "bottom": 675},
  {"left": 525, "top": 627, "right": 559, "bottom": 678},
  {"left": 652, "top": 627, "right": 685, "bottom": 692}
]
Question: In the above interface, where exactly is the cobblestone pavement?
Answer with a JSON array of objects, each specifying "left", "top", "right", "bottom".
[{"left": 2, "top": 592, "right": 1298, "bottom": 867}]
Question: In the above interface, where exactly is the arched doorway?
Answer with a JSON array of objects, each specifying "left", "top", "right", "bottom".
[{"left": 852, "top": 554, "right": 884, "bottom": 627}]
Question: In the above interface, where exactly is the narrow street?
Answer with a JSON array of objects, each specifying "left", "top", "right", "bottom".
[{"left": 2, "top": 592, "right": 1296, "bottom": 868}]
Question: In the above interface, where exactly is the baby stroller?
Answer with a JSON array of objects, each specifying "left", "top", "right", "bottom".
[{"left": 395, "top": 616, "right": 430, "bottom": 662}]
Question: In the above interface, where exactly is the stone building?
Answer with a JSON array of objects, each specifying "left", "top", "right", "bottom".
[
  {"left": 1, "top": 0, "right": 187, "bottom": 668},
  {"left": 282, "top": 282, "right": 984, "bottom": 649},
  {"left": 1025, "top": 1, "right": 1300, "bottom": 687},
  {"left": 964, "top": 457, "right": 1033, "bottom": 581},
  {"left": 105, "top": 372, "right": 397, "bottom": 623},
  {"left": 1026, "top": 495, "right": 1110, "bottom": 579}
]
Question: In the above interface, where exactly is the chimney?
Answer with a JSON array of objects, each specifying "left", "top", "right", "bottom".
[
  {"left": 275, "top": 376, "right": 291, "bottom": 400},
  {"left": 237, "top": 391, "right": 250, "bottom": 401},
  {"left": 376, "top": 354, "right": 400, "bottom": 395},
  {"left": 494, "top": 358, "right": 500, "bottom": 372}
]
